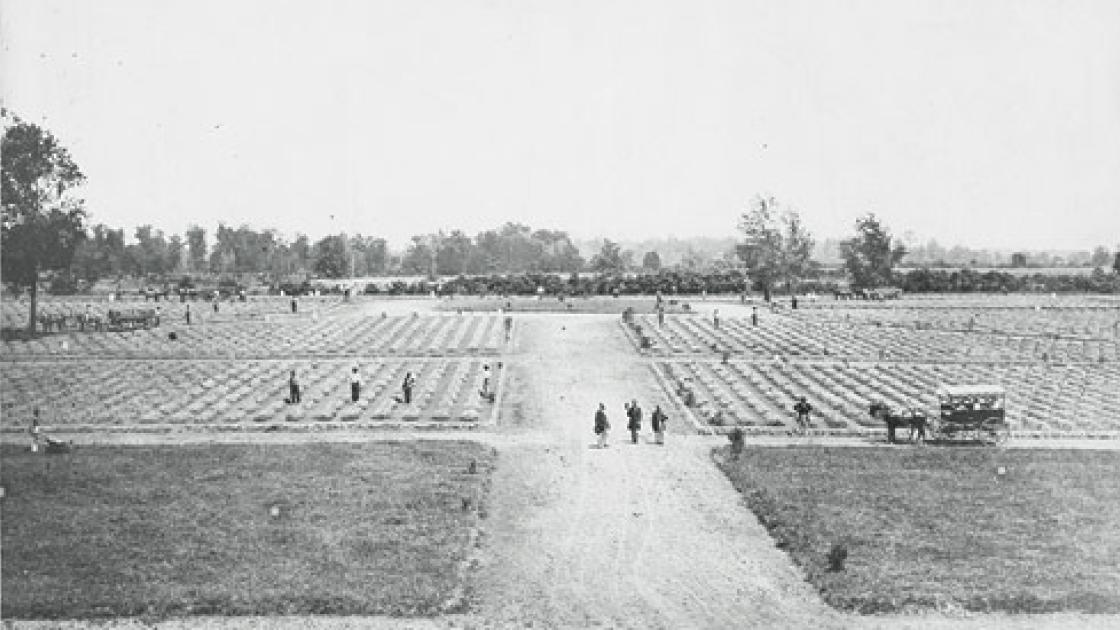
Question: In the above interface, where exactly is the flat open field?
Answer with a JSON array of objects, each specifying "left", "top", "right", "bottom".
[
  {"left": 0, "top": 441, "right": 496, "bottom": 619},
  {"left": 716, "top": 446, "right": 1120, "bottom": 614}
]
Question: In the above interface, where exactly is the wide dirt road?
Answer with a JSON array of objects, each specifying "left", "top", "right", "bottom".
[{"left": 470, "top": 315, "right": 845, "bottom": 629}]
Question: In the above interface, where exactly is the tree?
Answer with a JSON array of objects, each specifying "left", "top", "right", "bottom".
[
  {"left": 2, "top": 116, "right": 87, "bottom": 334},
  {"left": 590, "top": 239, "right": 626, "bottom": 274},
  {"left": 186, "top": 225, "right": 208, "bottom": 273},
  {"left": 641, "top": 250, "right": 662, "bottom": 272},
  {"left": 1090, "top": 246, "right": 1111, "bottom": 269},
  {"left": 1113, "top": 250, "right": 1120, "bottom": 275},
  {"left": 840, "top": 213, "right": 907, "bottom": 290},
  {"left": 1010, "top": 252, "right": 1028, "bottom": 268},
  {"left": 312, "top": 234, "right": 350, "bottom": 278},
  {"left": 735, "top": 196, "right": 814, "bottom": 300}
]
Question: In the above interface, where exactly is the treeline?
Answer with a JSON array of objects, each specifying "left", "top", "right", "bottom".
[
  {"left": 896, "top": 267, "right": 1120, "bottom": 294},
  {"left": 63, "top": 221, "right": 696, "bottom": 285}
]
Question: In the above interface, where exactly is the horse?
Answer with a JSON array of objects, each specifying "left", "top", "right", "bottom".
[{"left": 869, "top": 401, "right": 928, "bottom": 444}]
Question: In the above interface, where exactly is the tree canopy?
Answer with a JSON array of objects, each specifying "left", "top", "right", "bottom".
[
  {"left": 2, "top": 116, "right": 88, "bottom": 332},
  {"left": 735, "top": 196, "right": 814, "bottom": 299},
  {"left": 839, "top": 213, "right": 907, "bottom": 289}
]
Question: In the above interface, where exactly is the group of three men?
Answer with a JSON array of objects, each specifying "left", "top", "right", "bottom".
[{"left": 593, "top": 400, "right": 668, "bottom": 447}]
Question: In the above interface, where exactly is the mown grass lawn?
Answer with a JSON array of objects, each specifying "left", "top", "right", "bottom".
[
  {"left": 0, "top": 441, "right": 496, "bottom": 619},
  {"left": 715, "top": 446, "right": 1120, "bottom": 614}
]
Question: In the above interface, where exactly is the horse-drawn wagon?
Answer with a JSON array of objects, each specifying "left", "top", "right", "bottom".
[
  {"left": 106, "top": 308, "right": 161, "bottom": 331},
  {"left": 869, "top": 384, "right": 1010, "bottom": 445},
  {"left": 933, "top": 384, "right": 1010, "bottom": 445}
]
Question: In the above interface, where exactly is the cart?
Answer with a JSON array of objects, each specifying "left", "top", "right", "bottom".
[{"left": 932, "top": 384, "right": 1010, "bottom": 445}]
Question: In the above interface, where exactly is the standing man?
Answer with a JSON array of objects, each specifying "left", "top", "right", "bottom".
[
  {"left": 793, "top": 397, "right": 813, "bottom": 432},
  {"left": 185, "top": 303, "right": 191, "bottom": 325},
  {"left": 288, "top": 370, "right": 301, "bottom": 404},
  {"left": 594, "top": 403, "right": 610, "bottom": 448},
  {"left": 402, "top": 372, "right": 416, "bottom": 404},
  {"left": 350, "top": 366, "right": 362, "bottom": 403},
  {"left": 291, "top": 296, "right": 298, "bottom": 314},
  {"left": 751, "top": 306, "right": 759, "bottom": 327},
  {"left": 657, "top": 304, "right": 665, "bottom": 327},
  {"left": 481, "top": 364, "right": 492, "bottom": 397},
  {"left": 626, "top": 399, "right": 642, "bottom": 444},
  {"left": 651, "top": 405, "right": 668, "bottom": 445},
  {"left": 28, "top": 407, "right": 42, "bottom": 453},
  {"left": 713, "top": 309, "right": 720, "bottom": 329}
]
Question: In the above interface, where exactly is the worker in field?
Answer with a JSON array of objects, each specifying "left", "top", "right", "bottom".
[
  {"left": 288, "top": 370, "right": 301, "bottom": 404},
  {"left": 350, "top": 366, "right": 361, "bottom": 403},
  {"left": 751, "top": 306, "right": 759, "bottom": 326},
  {"left": 28, "top": 407, "right": 42, "bottom": 453},
  {"left": 481, "top": 364, "right": 492, "bottom": 397},
  {"left": 793, "top": 397, "right": 813, "bottom": 432},
  {"left": 594, "top": 403, "right": 610, "bottom": 448},
  {"left": 402, "top": 372, "right": 416, "bottom": 404}
]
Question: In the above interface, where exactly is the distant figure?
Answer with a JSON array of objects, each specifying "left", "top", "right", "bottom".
[
  {"left": 594, "top": 403, "right": 610, "bottom": 448},
  {"left": 626, "top": 399, "right": 642, "bottom": 444},
  {"left": 793, "top": 397, "right": 813, "bottom": 432},
  {"left": 481, "top": 364, "right": 492, "bottom": 396},
  {"left": 350, "top": 366, "right": 361, "bottom": 402},
  {"left": 185, "top": 303, "right": 191, "bottom": 325},
  {"left": 291, "top": 296, "right": 298, "bottom": 314},
  {"left": 288, "top": 370, "right": 301, "bottom": 404},
  {"left": 651, "top": 405, "right": 668, "bottom": 445},
  {"left": 713, "top": 309, "right": 720, "bottom": 329},
  {"left": 657, "top": 305, "right": 665, "bottom": 327},
  {"left": 504, "top": 316, "right": 513, "bottom": 342},
  {"left": 751, "top": 306, "right": 759, "bottom": 327},
  {"left": 213, "top": 300, "right": 219, "bottom": 314},
  {"left": 29, "top": 407, "right": 41, "bottom": 453},
  {"left": 791, "top": 296, "right": 799, "bottom": 310},
  {"left": 402, "top": 372, "right": 416, "bottom": 404}
]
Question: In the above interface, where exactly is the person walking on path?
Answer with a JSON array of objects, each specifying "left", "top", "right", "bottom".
[
  {"left": 651, "top": 405, "right": 668, "bottom": 445},
  {"left": 713, "top": 308, "right": 720, "bottom": 329},
  {"left": 751, "top": 306, "right": 759, "bottom": 327},
  {"left": 402, "top": 372, "right": 416, "bottom": 404},
  {"left": 657, "top": 304, "right": 665, "bottom": 327},
  {"left": 28, "top": 408, "right": 42, "bottom": 453},
  {"left": 625, "top": 399, "right": 642, "bottom": 444},
  {"left": 793, "top": 396, "right": 813, "bottom": 433},
  {"left": 481, "top": 364, "right": 492, "bottom": 397},
  {"left": 291, "top": 296, "right": 298, "bottom": 314},
  {"left": 185, "top": 303, "right": 191, "bottom": 325},
  {"left": 350, "top": 366, "right": 362, "bottom": 403},
  {"left": 594, "top": 403, "right": 610, "bottom": 448},
  {"left": 288, "top": 370, "right": 301, "bottom": 404}
]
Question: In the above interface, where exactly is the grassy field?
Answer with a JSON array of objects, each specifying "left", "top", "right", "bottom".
[
  {"left": 0, "top": 441, "right": 496, "bottom": 619},
  {"left": 715, "top": 446, "right": 1120, "bottom": 614}
]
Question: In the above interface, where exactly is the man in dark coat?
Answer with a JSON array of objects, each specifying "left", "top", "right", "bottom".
[
  {"left": 626, "top": 399, "right": 642, "bottom": 443},
  {"left": 793, "top": 397, "right": 813, "bottom": 432},
  {"left": 594, "top": 403, "right": 610, "bottom": 448},
  {"left": 651, "top": 405, "right": 668, "bottom": 445}
]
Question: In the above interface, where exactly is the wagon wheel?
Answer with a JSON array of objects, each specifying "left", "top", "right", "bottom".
[{"left": 982, "top": 417, "right": 1010, "bottom": 446}]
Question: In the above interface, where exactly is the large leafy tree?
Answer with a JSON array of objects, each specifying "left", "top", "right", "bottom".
[
  {"left": 312, "top": 233, "right": 351, "bottom": 278},
  {"left": 590, "top": 239, "right": 627, "bottom": 274},
  {"left": 2, "top": 116, "right": 88, "bottom": 334},
  {"left": 840, "top": 213, "right": 907, "bottom": 289},
  {"left": 735, "top": 196, "right": 814, "bottom": 300}
]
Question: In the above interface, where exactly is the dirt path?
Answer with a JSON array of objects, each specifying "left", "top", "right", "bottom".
[{"left": 468, "top": 315, "right": 845, "bottom": 629}]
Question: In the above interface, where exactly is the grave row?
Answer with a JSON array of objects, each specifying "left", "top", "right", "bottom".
[
  {"left": 659, "top": 360, "right": 1120, "bottom": 434},
  {"left": 0, "top": 358, "right": 497, "bottom": 427}
]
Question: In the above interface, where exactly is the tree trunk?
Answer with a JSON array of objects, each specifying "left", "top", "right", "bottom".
[{"left": 26, "top": 264, "right": 39, "bottom": 338}]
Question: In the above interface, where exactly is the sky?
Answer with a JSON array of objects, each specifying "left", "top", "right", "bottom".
[{"left": 2, "top": 0, "right": 1118, "bottom": 251}]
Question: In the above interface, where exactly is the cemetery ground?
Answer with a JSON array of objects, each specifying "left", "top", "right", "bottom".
[{"left": 2, "top": 294, "right": 1120, "bottom": 628}]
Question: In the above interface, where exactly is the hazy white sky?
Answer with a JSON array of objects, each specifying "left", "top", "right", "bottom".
[{"left": 2, "top": 0, "right": 1118, "bottom": 250}]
